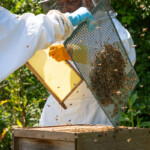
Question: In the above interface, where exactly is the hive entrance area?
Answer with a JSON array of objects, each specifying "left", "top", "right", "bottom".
[{"left": 64, "top": 0, "right": 139, "bottom": 127}]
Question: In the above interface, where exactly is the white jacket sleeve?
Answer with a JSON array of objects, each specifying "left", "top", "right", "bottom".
[{"left": 0, "top": 6, "right": 74, "bottom": 82}]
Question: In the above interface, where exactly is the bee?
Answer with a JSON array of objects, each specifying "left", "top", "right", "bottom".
[
  {"left": 131, "top": 45, "right": 137, "bottom": 48},
  {"left": 56, "top": 115, "right": 58, "bottom": 120},
  {"left": 113, "top": 69, "right": 118, "bottom": 72},
  {"left": 96, "top": 26, "right": 100, "bottom": 29},
  {"left": 116, "top": 91, "right": 121, "bottom": 95},
  {"left": 140, "top": 33, "right": 145, "bottom": 37},
  {"left": 97, "top": 63, "right": 101, "bottom": 66},
  {"left": 142, "top": 28, "right": 148, "bottom": 32},
  {"left": 140, "top": 85, "right": 143, "bottom": 88}
]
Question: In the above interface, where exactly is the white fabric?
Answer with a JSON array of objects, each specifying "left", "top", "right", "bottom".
[
  {"left": 39, "top": 81, "right": 112, "bottom": 126},
  {"left": 0, "top": 6, "right": 74, "bottom": 82},
  {"left": 39, "top": 16, "right": 136, "bottom": 127},
  {"left": 112, "top": 17, "right": 136, "bottom": 66}
]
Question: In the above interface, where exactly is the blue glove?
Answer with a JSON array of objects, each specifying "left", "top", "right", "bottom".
[{"left": 66, "top": 7, "right": 96, "bottom": 32}]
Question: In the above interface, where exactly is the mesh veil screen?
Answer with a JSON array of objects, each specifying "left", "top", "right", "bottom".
[{"left": 64, "top": 0, "right": 139, "bottom": 127}]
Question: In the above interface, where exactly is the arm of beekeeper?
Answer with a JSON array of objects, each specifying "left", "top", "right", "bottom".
[
  {"left": 49, "top": 7, "right": 96, "bottom": 63},
  {"left": 0, "top": 7, "right": 74, "bottom": 83}
]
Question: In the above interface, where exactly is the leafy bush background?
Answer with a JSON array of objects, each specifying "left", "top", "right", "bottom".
[{"left": 0, "top": 0, "right": 150, "bottom": 149}]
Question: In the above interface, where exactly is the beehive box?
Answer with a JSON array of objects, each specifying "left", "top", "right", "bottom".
[{"left": 12, "top": 125, "right": 150, "bottom": 150}]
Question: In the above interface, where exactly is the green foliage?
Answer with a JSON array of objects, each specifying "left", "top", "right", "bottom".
[
  {"left": 111, "top": 0, "right": 150, "bottom": 128},
  {"left": 0, "top": 0, "right": 43, "bottom": 14},
  {"left": 119, "top": 92, "right": 150, "bottom": 128},
  {"left": 0, "top": 0, "right": 150, "bottom": 149},
  {"left": 0, "top": 1, "right": 49, "bottom": 149},
  {"left": 0, "top": 67, "right": 49, "bottom": 149}
]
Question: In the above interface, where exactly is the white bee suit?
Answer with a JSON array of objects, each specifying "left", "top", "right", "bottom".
[
  {"left": 39, "top": 13, "right": 136, "bottom": 126},
  {"left": 0, "top": 6, "right": 74, "bottom": 82}
]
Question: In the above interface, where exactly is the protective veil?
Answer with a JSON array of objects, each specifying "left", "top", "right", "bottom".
[
  {"left": 0, "top": 6, "right": 74, "bottom": 82},
  {"left": 39, "top": 12, "right": 136, "bottom": 126}
]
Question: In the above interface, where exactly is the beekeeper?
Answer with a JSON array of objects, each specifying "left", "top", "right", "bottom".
[
  {"left": 0, "top": 6, "right": 96, "bottom": 82},
  {"left": 39, "top": 0, "right": 136, "bottom": 126}
]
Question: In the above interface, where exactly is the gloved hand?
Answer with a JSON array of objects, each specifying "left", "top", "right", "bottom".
[
  {"left": 49, "top": 44, "right": 72, "bottom": 62},
  {"left": 66, "top": 7, "right": 96, "bottom": 32},
  {"left": 49, "top": 43, "right": 87, "bottom": 64}
]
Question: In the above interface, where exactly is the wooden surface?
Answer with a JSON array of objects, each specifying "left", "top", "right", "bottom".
[
  {"left": 16, "top": 138, "right": 75, "bottom": 150},
  {"left": 13, "top": 125, "right": 150, "bottom": 150}
]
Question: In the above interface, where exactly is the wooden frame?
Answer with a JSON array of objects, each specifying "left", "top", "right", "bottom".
[{"left": 26, "top": 49, "right": 83, "bottom": 109}]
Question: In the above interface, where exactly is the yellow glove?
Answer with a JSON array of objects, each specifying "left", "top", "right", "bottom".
[
  {"left": 49, "top": 44, "right": 72, "bottom": 62},
  {"left": 49, "top": 43, "right": 87, "bottom": 64}
]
